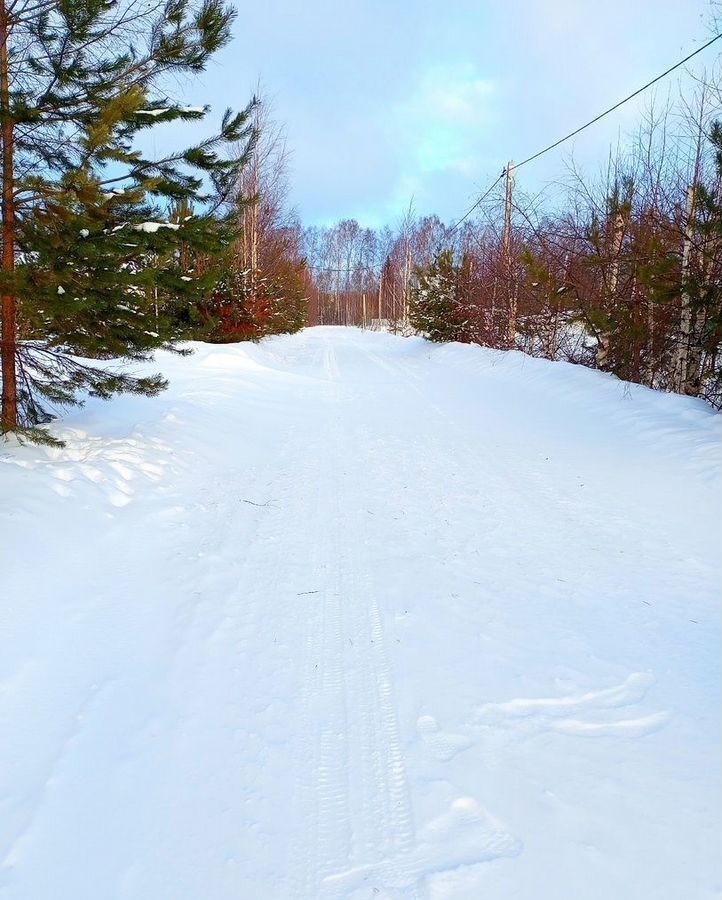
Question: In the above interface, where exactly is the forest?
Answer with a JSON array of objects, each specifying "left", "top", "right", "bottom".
[
  {"left": 301, "top": 89, "right": 722, "bottom": 407},
  {"left": 1, "top": 4, "right": 719, "bottom": 899},
  {"left": 1, "top": 0, "right": 721, "bottom": 448}
]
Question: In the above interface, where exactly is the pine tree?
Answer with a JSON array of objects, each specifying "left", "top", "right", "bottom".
[
  {"left": 409, "top": 249, "right": 463, "bottom": 342},
  {"left": 0, "top": 0, "right": 254, "bottom": 441}
]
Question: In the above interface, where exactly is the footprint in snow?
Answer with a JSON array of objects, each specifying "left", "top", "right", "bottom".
[
  {"left": 416, "top": 715, "right": 473, "bottom": 761},
  {"left": 475, "top": 672, "right": 670, "bottom": 738}
]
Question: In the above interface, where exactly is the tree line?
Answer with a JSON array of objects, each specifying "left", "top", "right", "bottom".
[
  {"left": 1, "top": 0, "right": 720, "bottom": 449},
  {"left": 303, "top": 81, "right": 722, "bottom": 406}
]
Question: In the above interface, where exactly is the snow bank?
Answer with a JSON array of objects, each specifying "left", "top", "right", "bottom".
[{"left": 0, "top": 327, "right": 719, "bottom": 899}]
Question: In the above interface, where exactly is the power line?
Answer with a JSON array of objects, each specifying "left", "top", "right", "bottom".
[
  {"left": 308, "top": 33, "right": 721, "bottom": 273},
  {"left": 307, "top": 263, "right": 382, "bottom": 274},
  {"left": 448, "top": 170, "right": 505, "bottom": 233},
  {"left": 448, "top": 31, "right": 722, "bottom": 230},
  {"left": 515, "top": 31, "right": 722, "bottom": 171}
]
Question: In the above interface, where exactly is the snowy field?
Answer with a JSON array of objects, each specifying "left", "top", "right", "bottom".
[{"left": 1, "top": 326, "right": 720, "bottom": 900}]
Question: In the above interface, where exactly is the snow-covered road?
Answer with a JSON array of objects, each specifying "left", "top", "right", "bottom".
[{"left": 1, "top": 327, "right": 720, "bottom": 899}]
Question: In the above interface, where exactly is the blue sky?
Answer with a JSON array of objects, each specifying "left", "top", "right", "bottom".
[{"left": 177, "top": 0, "right": 718, "bottom": 226}]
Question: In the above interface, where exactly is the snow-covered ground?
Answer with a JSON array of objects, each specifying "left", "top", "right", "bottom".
[{"left": 1, "top": 327, "right": 720, "bottom": 900}]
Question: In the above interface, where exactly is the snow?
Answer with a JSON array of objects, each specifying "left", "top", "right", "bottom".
[
  {"left": 137, "top": 106, "right": 205, "bottom": 117},
  {"left": 0, "top": 327, "right": 719, "bottom": 900},
  {"left": 133, "top": 222, "right": 180, "bottom": 233}
]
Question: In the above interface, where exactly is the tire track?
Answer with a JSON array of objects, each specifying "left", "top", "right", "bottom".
[{"left": 305, "top": 334, "right": 423, "bottom": 898}]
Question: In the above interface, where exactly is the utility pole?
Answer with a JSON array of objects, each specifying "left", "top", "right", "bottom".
[{"left": 502, "top": 161, "right": 515, "bottom": 349}]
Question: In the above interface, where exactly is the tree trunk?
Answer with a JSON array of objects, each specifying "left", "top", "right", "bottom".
[
  {"left": 675, "top": 184, "right": 697, "bottom": 394},
  {"left": 631, "top": 275, "right": 641, "bottom": 384},
  {"left": 0, "top": 0, "right": 17, "bottom": 432},
  {"left": 644, "top": 296, "right": 655, "bottom": 387},
  {"left": 490, "top": 274, "right": 497, "bottom": 346},
  {"left": 401, "top": 241, "right": 411, "bottom": 330},
  {"left": 596, "top": 211, "right": 625, "bottom": 370},
  {"left": 377, "top": 266, "right": 383, "bottom": 323}
]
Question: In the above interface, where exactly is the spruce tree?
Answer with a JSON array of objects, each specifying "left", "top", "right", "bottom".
[
  {"left": 0, "top": 0, "right": 254, "bottom": 440},
  {"left": 409, "top": 249, "right": 463, "bottom": 342},
  {"left": 682, "top": 120, "right": 722, "bottom": 398}
]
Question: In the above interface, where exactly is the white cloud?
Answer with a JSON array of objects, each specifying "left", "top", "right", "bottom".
[
  {"left": 394, "top": 63, "right": 496, "bottom": 176},
  {"left": 381, "top": 62, "right": 498, "bottom": 217}
]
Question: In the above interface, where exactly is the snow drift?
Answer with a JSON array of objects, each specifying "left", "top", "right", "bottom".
[{"left": 1, "top": 327, "right": 719, "bottom": 899}]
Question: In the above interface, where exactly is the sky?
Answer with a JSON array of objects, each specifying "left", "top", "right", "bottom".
[{"left": 172, "top": 0, "right": 719, "bottom": 228}]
